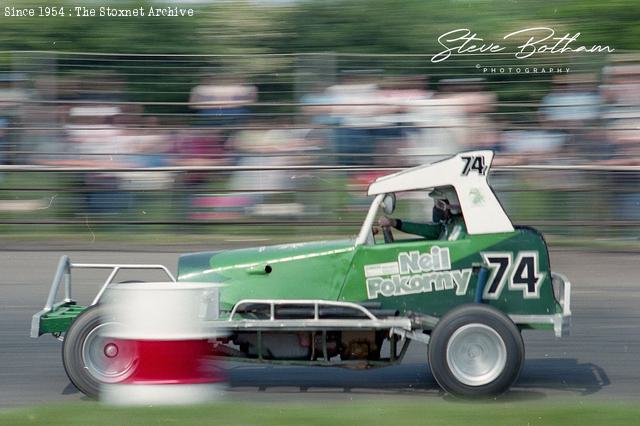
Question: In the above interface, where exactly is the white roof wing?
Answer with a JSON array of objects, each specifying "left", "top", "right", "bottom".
[{"left": 367, "top": 150, "right": 514, "bottom": 235}]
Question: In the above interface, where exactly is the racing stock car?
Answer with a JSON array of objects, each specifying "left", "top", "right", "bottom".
[{"left": 31, "top": 150, "right": 571, "bottom": 398}]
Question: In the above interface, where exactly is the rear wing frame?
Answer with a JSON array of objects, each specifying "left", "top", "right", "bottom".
[{"left": 30, "top": 255, "right": 175, "bottom": 338}]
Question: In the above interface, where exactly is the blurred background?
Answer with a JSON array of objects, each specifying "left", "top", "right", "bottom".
[{"left": 1, "top": 0, "right": 639, "bottom": 246}]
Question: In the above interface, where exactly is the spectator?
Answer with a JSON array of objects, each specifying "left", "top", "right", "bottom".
[
  {"left": 540, "top": 74, "right": 602, "bottom": 159},
  {"left": 189, "top": 76, "right": 257, "bottom": 129},
  {"left": 600, "top": 64, "right": 640, "bottom": 223},
  {"left": 61, "top": 106, "right": 133, "bottom": 215},
  {"left": 0, "top": 117, "right": 7, "bottom": 182}
]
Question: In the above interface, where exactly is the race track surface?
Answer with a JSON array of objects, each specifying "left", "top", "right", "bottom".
[{"left": 1, "top": 248, "right": 637, "bottom": 407}]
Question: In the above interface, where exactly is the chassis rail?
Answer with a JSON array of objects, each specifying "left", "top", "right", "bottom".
[
  {"left": 212, "top": 299, "right": 413, "bottom": 332},
  {"left": 208, "top": 299, "right": 418, "bottom": 364}
]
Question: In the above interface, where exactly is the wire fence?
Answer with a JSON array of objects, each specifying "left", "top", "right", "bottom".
[
  {"left": 0, "top": 165, "right": 638, "bottom": 240},
  {"left": 0, "top": 51, "right": 638, "bottom": 240}
]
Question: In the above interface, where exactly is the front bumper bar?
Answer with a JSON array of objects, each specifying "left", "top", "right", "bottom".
[{"left": 510, "top": 271, "right": 572, "bottom": 337}]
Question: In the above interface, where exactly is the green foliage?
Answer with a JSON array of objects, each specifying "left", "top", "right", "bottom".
[
  {"left": 1, "top": 0, "right": 637, "bottom": 112},
  {"left": 3, "top": 0, "right": 637, "bottom": 56}
]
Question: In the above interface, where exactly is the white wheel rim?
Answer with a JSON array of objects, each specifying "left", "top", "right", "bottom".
[
  {"left": 81, "top": 323, "right": 136, "bottom": 383},
  {"left": 446, "top": 323, "right": 507, "bottom": 386}
]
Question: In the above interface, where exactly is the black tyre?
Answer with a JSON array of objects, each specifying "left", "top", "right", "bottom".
[
  {"left": 428, "top": 304, "right": 524, "bottom": 398},
  {"left": 62, "top": 305, "right": 136, "bottom": 399}
]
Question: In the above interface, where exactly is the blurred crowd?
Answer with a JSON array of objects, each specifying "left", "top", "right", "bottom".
[{"left": 0, "top": 58, "right": 639, "bottom": 221}]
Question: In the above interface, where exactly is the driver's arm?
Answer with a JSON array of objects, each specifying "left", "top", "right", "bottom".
[{"left": 395, "top": 219, "right": 442, "bottom": 239}]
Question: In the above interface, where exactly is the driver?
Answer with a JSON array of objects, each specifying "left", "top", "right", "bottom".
[{"left": 378, "top": 188, "right": 467, "bottom": 241}]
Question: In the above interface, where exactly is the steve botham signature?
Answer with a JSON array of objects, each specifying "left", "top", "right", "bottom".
[{"left": 431, "top": 27, "right": 614, "bottom": 63}]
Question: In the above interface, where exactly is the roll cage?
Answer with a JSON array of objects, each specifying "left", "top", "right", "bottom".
[{"left": 356, "top": 150, "right": 514, "bottom": 246}]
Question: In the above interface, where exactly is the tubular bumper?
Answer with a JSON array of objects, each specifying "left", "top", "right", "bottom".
[
  {"left": 509, "top": 271, "right": 572, "bottom": 337},
  {"left": 30, "top": 255, "right": 176, "bottom": 338}
]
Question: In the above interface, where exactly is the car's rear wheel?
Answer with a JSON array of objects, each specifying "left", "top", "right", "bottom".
[
  {"left": 428, "top": 304, "right": 524, "bottom": 398},
  {"left": 62, "top": 305, "right": 136, "bottom": 399}
]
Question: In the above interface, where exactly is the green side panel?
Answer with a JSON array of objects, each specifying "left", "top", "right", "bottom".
[
  {"left": 178, "top": 240, "right": 357, "bottom": 312},
  {"left": 340, "top": 227, "right": 560, "bottom": 317},
  {"left": 39, "top": 303, "right": 87, "bottom": 335},
  {"left": 465, "top": 226, "right": 558, "bottom": 315},
  {"left": 177, "top": 228, "right": 560, "bottom": 319}
]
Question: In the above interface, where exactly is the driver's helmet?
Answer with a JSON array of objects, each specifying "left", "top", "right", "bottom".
[{"left": 429, "top": 188, "right": 461, "bottom": 221}]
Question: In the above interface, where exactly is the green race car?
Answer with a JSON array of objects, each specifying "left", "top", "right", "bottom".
[{"left": 31, "top": 150, "right": 571, "bottom": 398}]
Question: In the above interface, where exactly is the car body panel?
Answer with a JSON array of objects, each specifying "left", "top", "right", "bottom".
[
  {"left": 341, "top": 227, "right": 558, "bottom": 317},
  {"left": 176, "top": 228, "right": 559, "bottom": 319},
  {"left": 178, "top": 240, "right": 357, "bottom": 312}
]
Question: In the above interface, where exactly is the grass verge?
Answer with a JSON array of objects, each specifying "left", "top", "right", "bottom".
[{"left": 2, "top": 400, "right": 640, "bottom": 426}]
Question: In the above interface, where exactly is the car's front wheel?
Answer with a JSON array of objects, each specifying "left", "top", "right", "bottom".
[
  {"left": 62, "top": 305, "right": 137, "bottom": 399},
  {"left": 428, "top": 304, "right": 524, "bottom": 398}
]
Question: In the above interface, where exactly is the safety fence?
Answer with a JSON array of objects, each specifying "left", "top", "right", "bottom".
[
  {"left": 0, "top": 164, "right": 638, "bottom": 240},
  {"left": 0, "top": 51, "right": 638, "bottom": 241},
  {"left": 0, "top": 50, "right": 629, "bottom": 168}
]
